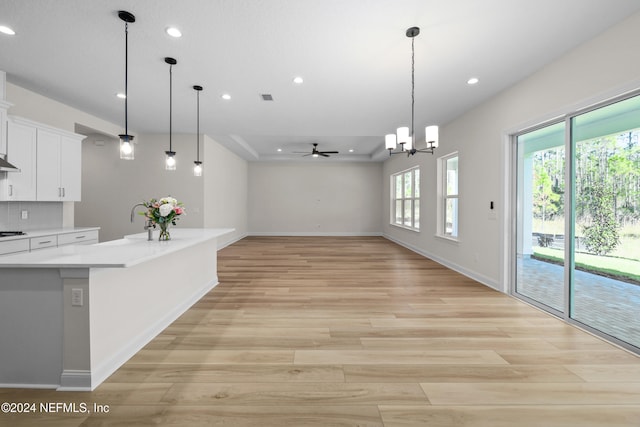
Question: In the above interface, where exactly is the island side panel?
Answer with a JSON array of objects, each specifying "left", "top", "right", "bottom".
[
  {"left": 87, "top": 237, "right": 219, "bottom": 389},
  {"left": 0, "top": 268, "right": 63, "bottom": 388}
]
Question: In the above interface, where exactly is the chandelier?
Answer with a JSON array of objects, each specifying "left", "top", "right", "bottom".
[{"left": 386, "top": 27, "right": 439, "bottom": 156}]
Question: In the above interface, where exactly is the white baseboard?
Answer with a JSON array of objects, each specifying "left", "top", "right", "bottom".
[
  {"left": 382, "top": 234, "right": 501, "bottom": 291},
  {"left": 0, "top": 383, "right": 59, "bottom": 389},
  {"left": 58, "top": 370, "right": 92, "bottom": 391},
  {"left": 248, "top": 232, "right": 383, "bottom": 237}
]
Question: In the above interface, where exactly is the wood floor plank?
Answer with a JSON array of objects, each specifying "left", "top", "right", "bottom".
[
  {"left": 2, "top": 236, "right": 639, "bottom": 426},
  {"left": 420, "top": 382, "right": 640, "bottom": 405},
  {"left": 294, "top": 349, "right": 508, "bottom": 365},
  {"left": 161, "top": 382, "right": 428, "bottom": 406},
  {"left": 379, "top": 405, "right": 640, "bottom": 427}
]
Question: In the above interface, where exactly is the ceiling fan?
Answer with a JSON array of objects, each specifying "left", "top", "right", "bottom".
[{"left": 294, "top": 143, "right": 339, "bottom": 158}]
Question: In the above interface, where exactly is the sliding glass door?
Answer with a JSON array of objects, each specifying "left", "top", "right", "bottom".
[
  {"left": 514, "top": 93, "right": 640, "bottom": 351},
  {"left": 515, "top": 122, "right": 566, "bottom": 313}
]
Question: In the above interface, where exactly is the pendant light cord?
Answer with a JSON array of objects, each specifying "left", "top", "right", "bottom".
[
  {"left": 124, "top": 21, "right": 129, "bottom": 138},
  {"left": 410, "top": 34, "right": 415, "bottom": 143},
  {"left": 196, "top": 89, "right": 200, "bottom": 162},
  {"left": 169, "top": 63, "right": 172, "bottom": 152}
]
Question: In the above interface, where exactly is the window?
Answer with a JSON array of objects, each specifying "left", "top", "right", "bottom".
[
  {"left": 391, "top": 167, "right": 420, "bottom": 230},
  {"left": 438, "top": 153, "right": 459, "bottom": 238}
]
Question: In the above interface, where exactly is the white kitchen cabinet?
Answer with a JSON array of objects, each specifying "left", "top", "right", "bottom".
[
  {"left": 57, "top": 230, "right": 99, "bottom": 246},
  {"left": 0, "top": 100, "right": 11, "bottom": 155},
  {"left": 36, "top": 127, "right": 83, "bottom": 201},
  {"left": 0, "top": 239, "right": 29, "bottom": 256},
  {"left": 0, "top": 118, "right": 37, "bottom": 201},
  {"left": 29, "top": 235, "right": 57, "bottom": 251}
]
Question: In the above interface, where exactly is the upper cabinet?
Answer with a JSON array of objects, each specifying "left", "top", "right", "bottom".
[
  {"left": 0, "top": 116, "right": 83, "bottom": 202},
  {"left": 0, "top": 117, "right": 37, "bottom": 201},
  {"left": 0, "top": 100, "right": 11, "bottom": 155},
  {"left": 36, "top": 129, "right": 82, "bottom": 201}
]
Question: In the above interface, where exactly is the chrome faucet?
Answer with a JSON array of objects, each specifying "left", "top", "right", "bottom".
[{"left": 130, "top": 203, "right": 153, "bottom": 241}]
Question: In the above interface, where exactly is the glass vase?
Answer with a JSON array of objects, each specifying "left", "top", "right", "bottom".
[{"left": 158, "top": 222, "right": 171, "bottom": 241}]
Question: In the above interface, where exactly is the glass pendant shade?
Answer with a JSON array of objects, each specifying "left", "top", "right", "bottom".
[
  {"left": 165, "top": 151, "right": 176, "bottom": 171},
  {"left": 425, "top": 125, "right": 439, "bottom": 148},
  {"left": 119, "top": 134, "right": 134, "bottom": 160},
  {"left": 385, "top": 134, "right": 397, "bottom": 150},
  {"left": 193, "top": 161, "right": 202, "bottom": 177},
  {"left": 396, "top": 127, "right": 409, "bottom": 145}
]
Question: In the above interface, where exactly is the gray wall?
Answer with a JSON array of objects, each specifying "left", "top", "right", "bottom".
[{"left": 248, "top": 162, "right": 382, "bottom": 235}]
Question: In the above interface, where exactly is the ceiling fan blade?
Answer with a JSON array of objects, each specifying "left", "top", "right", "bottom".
[
  {"left": 319, "top": 152, "right": 330, "bottom": 157},
  {"left": 318, "top": 151, "right": 339, "bottom": 154},
  {"left": 302, "top": 153, "right": 313, "bottom": 157}
]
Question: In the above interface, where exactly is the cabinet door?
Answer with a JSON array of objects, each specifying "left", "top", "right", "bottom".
[
  {"left": 0, "top": 120, "right": 37, "bottom": 201},
  {"left": 0, "top": 107, "right": 7, "bottom": 155},
  {"left": 36, "top": 129, "right": 61, "bottom": 201},
  {"left": 59, "top": 136, "right": 81, "bottom": 201}
]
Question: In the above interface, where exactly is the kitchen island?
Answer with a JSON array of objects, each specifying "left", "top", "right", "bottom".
[{"left": 0, "top": 228, "right": 233, "bottom": 391}]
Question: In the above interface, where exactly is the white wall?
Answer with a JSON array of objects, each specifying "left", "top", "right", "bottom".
[
  {"left": 203, "top": 134, "right": 248, "bottom": 246},
  {"left": 248, "top": 162, "right": 382, "bottom": 235},
  {"left": 383, "top": 11, "right": 640, "bottom": 291}
]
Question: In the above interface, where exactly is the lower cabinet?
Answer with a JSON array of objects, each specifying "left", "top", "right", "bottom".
[{"left": 0, "top": 230, "right": 99, "bottom": 256}]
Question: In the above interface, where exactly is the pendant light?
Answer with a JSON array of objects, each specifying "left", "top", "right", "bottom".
[
  {"left": 193, "top": 85, "right": 203, "bottom": 177},
  {"left": 386, "top": 27, "right": 439, "bottom": 156},
  {"left": 165, "top": 57, "right": 177, "bottom": 170},
  {"left": 118, "top": 10, "right": 135, "bottom": 160}
]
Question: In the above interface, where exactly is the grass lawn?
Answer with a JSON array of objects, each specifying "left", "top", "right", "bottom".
[{"left": 533, "top": 246, "right": 640, "bottom": 285}]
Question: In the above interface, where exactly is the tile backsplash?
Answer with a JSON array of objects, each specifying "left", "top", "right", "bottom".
[{"left": 0, "top": 202, "right": 63, "bottom": 231}]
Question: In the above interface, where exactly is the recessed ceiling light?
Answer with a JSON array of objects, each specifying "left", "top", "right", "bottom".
[
  {"left": 0, "top": 25, "right": 16, "bottom": 35},
  {"left": 293, "top": 76, "right": 303, "bottom": 84},
  {"left": 116, "top": 92, "right": 126, "bottom": 99},
  {"left": 349, "top": 149, "right": 354, "bottom": 153},
  {"left": 277, "top": 148, "right": 282, "bottom": 152},
  {"left": 467, "top": 77, "right": 479, "bottom": 85},
  {"left": 221, "top": 93, "right": 231, "bottom": 100},
  {"left": 166, "top": 27, "right": 182, "bottom": 38}
]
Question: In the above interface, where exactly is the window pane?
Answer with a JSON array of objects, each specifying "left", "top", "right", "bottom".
[
  {"left": 414, "top": 202, "right": 420, "bottom": 229},
  {"left": 570, "top": 94, "right": 640, "bottom": 349},
  {"left": 395, "top": 175, "right": 403, "bottom": 199},
  {"left": 404, "top": 172, "right": 412, "bottom": 198},
  {"left": 445, "top": 197, "right": 458, "bottom": 237},
  {"left": 414, "top": 169, "right": 420, "bottom": 198},
  {"left": 404, "top": 200, "right": 413, "bottom": 227},
  {"left": 446, "top": 157, "right": 458, "bottom": 196},
  {"left": 395, "top": 200, "right": 403, "bottom": 225},
  {"left": 514, "top": 122, "right": 565, "bottom": 312}
]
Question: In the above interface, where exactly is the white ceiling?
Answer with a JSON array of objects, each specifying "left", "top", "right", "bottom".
[{"left": 1, "top": 0, "right": 639, "bottom": 162}]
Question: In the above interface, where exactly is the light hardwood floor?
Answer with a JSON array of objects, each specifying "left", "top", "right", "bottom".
[{"left": 2, "top": 236, "right": 640, "bottom": 426}]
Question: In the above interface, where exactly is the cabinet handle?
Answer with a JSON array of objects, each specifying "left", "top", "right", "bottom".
[
  {"left": 62, "top": 188, "right": 65, "bottom": 197},
  {"left": 75, "top": 235, "right": 85, "bottom": 239},
  {"left": 39, "top": 240, "right": 52, "bottom": 245},
  {"left": 58, "top": 187, "right": 61, "bottom": 197},
  {"left": 8, "top": 184, "right": 12, "bottom": 196}
]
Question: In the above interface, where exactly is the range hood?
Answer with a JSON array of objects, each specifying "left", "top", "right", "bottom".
[{"left": 0, "top": 156, "right": 20, "bottom": 172}]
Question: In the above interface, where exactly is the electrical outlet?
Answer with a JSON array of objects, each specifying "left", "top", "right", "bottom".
[
  {"left": 21, "top": 210, "right": 28, "bottom": 219},
  {"left": 71, "top": 288, "right": 83, "bottom": 307}
]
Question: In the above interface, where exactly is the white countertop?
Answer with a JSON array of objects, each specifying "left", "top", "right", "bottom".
[
  {"left": 0, "top": 227, "right": 100, "bottom": 242},
  {"left": 0, "top": 228, "right": 233, "bottom": 269}
]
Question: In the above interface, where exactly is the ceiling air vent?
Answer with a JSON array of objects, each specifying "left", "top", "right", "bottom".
[{"left": 261, "top": 94, "right": 274, "bottom": 101}]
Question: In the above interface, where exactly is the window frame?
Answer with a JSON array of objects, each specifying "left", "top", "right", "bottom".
[
  {"left": 437, "top": 152, "right": 459, "bottom": 240},
  {"left": 390, "top": 166, "right": 420, "bottom": 231}
]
